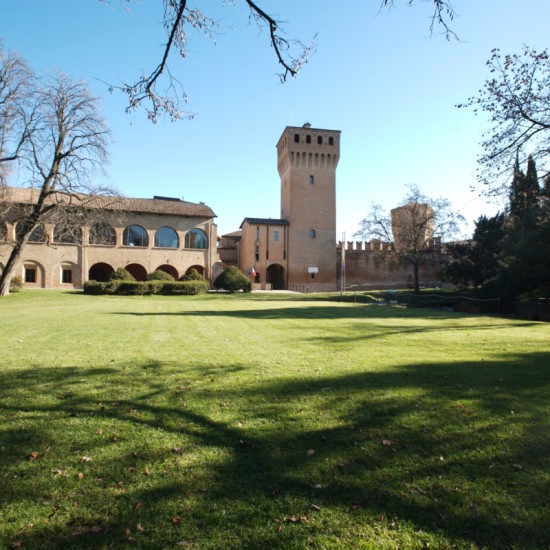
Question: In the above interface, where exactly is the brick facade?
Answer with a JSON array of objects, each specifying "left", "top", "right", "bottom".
[{"left": 0, "top": 189, "right": 219, "bottom": 289}]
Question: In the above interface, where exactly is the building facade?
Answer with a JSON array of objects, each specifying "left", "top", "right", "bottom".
[
  {"left": 0, "top": 188, "right": 219, "bottom": 289},
  {"left": 219, "top": 124, "right": 342, "bottom": 292},
  {"left": 219, "top": 124, "right": 444, "bottom": 291}
]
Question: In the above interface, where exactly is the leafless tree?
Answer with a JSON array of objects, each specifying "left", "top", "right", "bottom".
[
  {"left": 381, "top": 0, "right": 458, "bottom": 39},
  {"left": 104, "top": 0, "right": 458, "bottom": 122},
  {"left": 458, "top": 46, "right": 550, "bottom": 196},
  {"left": 0, "top": 46, "right": 114, "bottom": 295},
  {"left": 354, "top": 184, "right": 464, "bottom": 292},
  {"left": 0, "top": 44, "right": 36, "bottom": 190}
]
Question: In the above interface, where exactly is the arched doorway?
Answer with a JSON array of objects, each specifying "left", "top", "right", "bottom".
[
  {"left": 89, "top": 262, "right": 114, "bottom": 282},
  {"left": 156, "top": 264, "right": 178, "bottom": 280},
  {"left": 126, "top": 263, "right": 147, "bottom": 281},
  {"left": 266, "top": 264, "right": 285, "bottom": 290}
]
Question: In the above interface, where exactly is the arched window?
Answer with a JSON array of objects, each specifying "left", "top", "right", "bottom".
[
  {"left": 185, "top": 228, "right": 208, "bottom": 249},
  {"left": 16, "top": 222, "right": 46, "bottom": 243},
  {"left": 309, "top": 229, "right": 316, "bottom": 239},
  {"left": 54, "top": 224, "right": 82, "bottom": 244},
  {"left": 123, "top": 225, "right": 148, "bottom": 247},
  {"left": 154, "top": 226, "right": 179, "bottom": 248},
  {"left": 89, "top": 222, "right": 116, "bottom": 245}
]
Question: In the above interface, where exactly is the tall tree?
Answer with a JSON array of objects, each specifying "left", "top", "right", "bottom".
[
  {"left": 0, "top": 45, "right": 114, "bottom": 296},
  {"left": 458, "top": 47, "right": 550, "bottom": 194},
  {"left": 0, "top": 45, "right": 35, "bottom": 188},
  {"left": 443, "top": 213, "right": 505, "bottom": 289},
  {"left": 355, "top": 184, "right": 463, "bottom": 292}
]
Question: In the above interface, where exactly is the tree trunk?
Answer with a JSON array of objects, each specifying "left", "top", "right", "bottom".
[
  {"left": 413, "top": 261, "right": 420, "bottom": 293},
  {"left": 0, "top": 242, "right": 23, "bottom": 296}
]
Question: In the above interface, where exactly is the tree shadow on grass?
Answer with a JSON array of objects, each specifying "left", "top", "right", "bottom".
[
  {"left": 111, "top": 303, "right": 542, "bottom": 325},
  {"left": 0, "top": 353, "right": 548, "bottom": 548}
]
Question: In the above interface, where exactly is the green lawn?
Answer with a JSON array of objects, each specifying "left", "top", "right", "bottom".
[{"left": 0, "top": 291, "right": 549, "bottom": 549}]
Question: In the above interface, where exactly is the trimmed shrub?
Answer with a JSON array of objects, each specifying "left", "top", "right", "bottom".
[
  {"left": 213, "top": 266, "right": 251, "bottom": 293},
  {"left": 180, "top": 268, "right": 207, "bottom": 283},
  {"left": 109, "top": 267, "right": 135, "bottom": 282},
  {"left": 145, "top": 270, "right": 174, "bottom": 282},
  {"left": 160, "top": 280, "right": 209, "bottom": 295},
  {"left": 9, "top": 276, "right": 23, "bottom": 293},
  {"left": 103, "top": 280, "right": 121, "bottom": 294},
  {"left": 83, "top": 280, "right": 106, "bottom": 295},
  {"left": 116, "top": 282, "right": 150, "bottom": 295},
  {"left": 146, "top": 281, "right": 164, "bottom": 295}
]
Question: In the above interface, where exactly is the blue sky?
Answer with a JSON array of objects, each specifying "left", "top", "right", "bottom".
[{"left": 2, "top": 1, "right": 550, "bottom": 239}]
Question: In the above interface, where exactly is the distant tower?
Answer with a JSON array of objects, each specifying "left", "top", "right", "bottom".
[{"left": 277, "top": 124, "right": 341, "bottom": 290}]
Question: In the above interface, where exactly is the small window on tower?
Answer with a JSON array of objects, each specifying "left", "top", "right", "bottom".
[
  {"left": 317, "top": 136, "right": 322, "bottom": 145},
  {"left": 309, "top": 229, "right": 316, "bottom": 239},
  {"left": 306, "top": 135, "right": 311, "bottom": 144},
  {"left": 273, "top": 230, "right": 279, "bottom": 242},
  {"left": 329, "top": 136, "right": 334, "bottom": 146},
  {"left": 309, "top": 175, "right": 314, "bottom": 185},
  {"left": 294, "top": 134, "right": 300, "bottom": 143}
]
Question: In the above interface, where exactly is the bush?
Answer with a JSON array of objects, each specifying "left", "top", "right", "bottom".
[
  {"left": 180, "top": 268, "right": 207, "bottom": 283},
  {"left": 213, "top": 266, "right": 251, "bottom": 293},
  {"left": 83, "top": 280, "right": 106, "bottom": 295},
  {"left": 82, "top": 279, "right": 207, "bottom": 296},
  {"left": 145, "top": 270, "right": 174, "bottom": 282},
  {"left": 160, "top": 281, "right": 209, "bottom": 295},
  {"left": 9, "top": 276, "right": 23, "bottom": 293},
  {"left": 109, "top": 267, "right": 135, "bottom": 282},
  {"left": 116, "top": 282, "right": 151, "bottom": 295}
]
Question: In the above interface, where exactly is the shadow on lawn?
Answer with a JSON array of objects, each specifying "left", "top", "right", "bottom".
[
  {"left": 0, "top": 353, "right": 548, "bottom": 548},
  {"left": 111, "top": 303, "right": 542, "bottom": 326}
]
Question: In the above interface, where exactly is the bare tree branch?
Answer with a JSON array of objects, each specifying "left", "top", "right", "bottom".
[{"left": 458, "top": 46, "right": 550, "bottom": 196}]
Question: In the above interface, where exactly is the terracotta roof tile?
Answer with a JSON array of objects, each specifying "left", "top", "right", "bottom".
[{"left": 3, "top": 187, "right": 216, "bottom": 218}]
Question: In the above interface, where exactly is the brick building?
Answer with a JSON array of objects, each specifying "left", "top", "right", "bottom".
[
  {"left": 0, "top": 187, "right": 219, "bottom": 289},
  {"left": 219, "top": 124, "right": 342, "bottom": 292},
  {"left": 218, "top": 124, "right": 443, "bottom": 291}
]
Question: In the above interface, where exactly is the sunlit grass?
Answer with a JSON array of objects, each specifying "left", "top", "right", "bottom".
[{"left": 0, "top": 290, "right": 549, "bottom": 549}]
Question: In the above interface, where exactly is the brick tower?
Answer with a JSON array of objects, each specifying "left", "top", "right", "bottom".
[{"left": 277, "top": 124, "right": 341, "bottom": 291}]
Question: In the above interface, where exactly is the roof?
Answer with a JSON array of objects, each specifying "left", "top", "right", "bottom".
[
  {"left": 221, "top": 230, "right": 243, "bottom": 238},
  {"left": 240, "top": 217, "right": 289, "bottom": 229},
  {"left": 2, "top": 186, "right": 216, "bottom": 218}
]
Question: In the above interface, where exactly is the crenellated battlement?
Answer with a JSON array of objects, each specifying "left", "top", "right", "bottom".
[{"left": 337, "top": 237, "right": 442, "bottom": 254}]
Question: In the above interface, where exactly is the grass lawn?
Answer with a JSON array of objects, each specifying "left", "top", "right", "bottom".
[{"left": 0, "top": 290, "right": 549, "bottom": 549}]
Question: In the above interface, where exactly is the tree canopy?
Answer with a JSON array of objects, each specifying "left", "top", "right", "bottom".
[
  {"left": 0, "top": 44, "right": 115, "bottom": 295},
  {"left": 458, "top": 46, "right": 550, "bottom": 193},
  {"left": 354, "top": 184, "right": 463, "bottom": 292}
]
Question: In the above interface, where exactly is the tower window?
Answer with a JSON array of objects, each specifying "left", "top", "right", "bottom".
[
  {"left": 306, "top": 135, "right": 311, "bottom": 144},
  {"left": 294, "top": 134, "right": 300, "bottom": 143},
  {"left": 309, "top": 175, "right": 314, "bottom": 185},
  {"left": 273, "top": 230, "right": 279, "bottom": 242},
  {"left": 309, "top": 229, "right": 316, "bottom": 239},
  {"left": 329, "top": 136, "right": 334, "bottom": 146},
  {"left": 317, "top": 136, "right": 322, "bottom": 144}
]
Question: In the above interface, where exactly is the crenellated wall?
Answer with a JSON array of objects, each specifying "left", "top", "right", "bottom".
[{"left": 336, "top": 240, "right": 443, "bottom": 290}]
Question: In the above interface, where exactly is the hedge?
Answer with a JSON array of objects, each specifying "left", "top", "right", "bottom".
[{"left": 83, "top": 279, "right": 208, "bottom": 296}]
